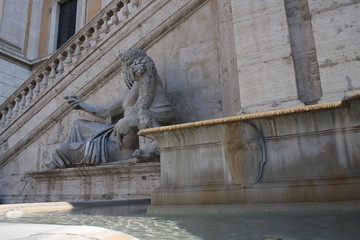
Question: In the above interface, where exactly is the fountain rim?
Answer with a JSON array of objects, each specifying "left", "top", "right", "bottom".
[{"left": 139, "top": 91, "right": 360, "bottom": 135}]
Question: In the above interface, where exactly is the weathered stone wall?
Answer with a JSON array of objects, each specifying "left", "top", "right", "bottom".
[
  {"left": 0, "top": 59, "right": 32, "bottom": 104},
  {"left": 0, "top": 0, "right": 33, "bottom": 104},
  {"left": 308, "top": 0, "right": 360, "bottom": 102},
  {"left": 148, "top": 0, "right": 225, "bottom": 122},
  {"left": 231, "top": 0, "right": 360, "bottom": 112},
  {"left": 231, "top": 0, "right": 302, "bottom": 112},
  {"left": 18, "top": 163, "right": 160, "bottom": 203}
]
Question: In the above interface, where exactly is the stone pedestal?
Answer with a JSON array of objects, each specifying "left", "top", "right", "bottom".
[{"left": 26, "top": 162, "right": 160, "bottom": 202}]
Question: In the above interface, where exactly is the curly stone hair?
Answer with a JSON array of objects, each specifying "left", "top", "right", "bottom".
[{"left": 120, "top": 48, "right": 147, "bottom": 66}]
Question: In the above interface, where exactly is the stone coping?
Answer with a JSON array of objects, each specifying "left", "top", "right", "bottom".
[
  {"left": 0, "top": 223, "right": 139, "bottom": 240},
  {"left": 27, "top": 161, "right": 160, "bottom": 179},
  {"left": 139, "top": 91, "right": 360, "bottom": 135},
  {"left": 0, "top": 199, "right": 150, "bottom": 215}
]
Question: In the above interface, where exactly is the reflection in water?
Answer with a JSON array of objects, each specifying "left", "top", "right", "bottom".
[{"left": 1, "top": 204, "right": 360, "bottom": 240}]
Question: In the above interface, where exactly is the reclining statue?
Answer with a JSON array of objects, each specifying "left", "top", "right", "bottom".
[{"left": 46, "top": 49, "right": 174, "bottom": 169}]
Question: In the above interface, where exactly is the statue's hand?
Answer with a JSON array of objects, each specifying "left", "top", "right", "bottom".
[
  {"left": 64, "top": 95, "right": 83, "bottom": 110},
  {"left": 113, "top": 118, "right": 133, "bottom": 138},
  {"left": 113, "top": 117, "right": 138, "bottom": 148}
]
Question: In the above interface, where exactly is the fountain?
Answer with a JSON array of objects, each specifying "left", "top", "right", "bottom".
[{"left": 141, "top": 92, "right": 360, "bottom": 214}]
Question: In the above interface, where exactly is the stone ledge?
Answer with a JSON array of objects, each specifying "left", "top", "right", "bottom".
[
  {"left": 0, "top": 199, "right": 150, "bottom": 215},
  {"left": 139, "top": 91, "right": 360, "bottom": 135},
  {"left": 28, "top": 162, "right": 160, "bottom": 179},
  {"left": 147, "top": 200, "right": 360, "bottom": 215}
]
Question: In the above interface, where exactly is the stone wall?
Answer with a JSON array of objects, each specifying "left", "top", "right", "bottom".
[
  {"left": 231, "top": 0, "right": 302, "bottom": 112},
  {"left": 0, "top": 59, "right": 32, "bottom": 104},
  {"left": 231, "top": 0, "right": 360, "bottom": 112},
  {"left": 10, "top": 163, "right": 160, "bottom": 203},
  {"left": 308, "top": 0, "right": 360, "bottom": 102}
]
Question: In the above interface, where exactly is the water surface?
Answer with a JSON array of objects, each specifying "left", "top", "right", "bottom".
[{"left": 1, "top": 204, "right": 359, "bottom": 240}]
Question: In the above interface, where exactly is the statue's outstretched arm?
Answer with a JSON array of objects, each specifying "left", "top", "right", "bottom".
[{"left": 65, "top": 95, "right": 124, "bottom": 118}]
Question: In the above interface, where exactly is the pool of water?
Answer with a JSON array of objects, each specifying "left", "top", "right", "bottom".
[{"left": 1, "top": 204, "right": 359, "bottom": 240}]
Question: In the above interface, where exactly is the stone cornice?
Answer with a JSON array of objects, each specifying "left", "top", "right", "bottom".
[{"left": 28, "top": 162, "right": 160, "bottom": 179}]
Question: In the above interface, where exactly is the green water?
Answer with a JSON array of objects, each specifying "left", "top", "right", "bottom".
[{"left": 1, "top": 204, "right": 359, "bottom": 240}]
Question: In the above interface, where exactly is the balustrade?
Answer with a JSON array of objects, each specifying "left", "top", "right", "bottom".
[{"left": 0, "top": 0, "right": 144, "bottom": 129}]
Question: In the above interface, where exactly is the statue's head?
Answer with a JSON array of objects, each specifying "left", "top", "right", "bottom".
[{"left": 120, "top": 49, "right": 147, "bottom": 66}]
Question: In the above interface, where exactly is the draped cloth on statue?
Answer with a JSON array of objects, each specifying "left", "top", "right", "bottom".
[{"left": 52, "top": 120, "right": 118, "bottom": 168}]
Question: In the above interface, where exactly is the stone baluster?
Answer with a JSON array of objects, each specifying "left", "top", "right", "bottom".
[
  {"left": 26, "top": 84, "right": 34, "bottom": 105},
  {"left": 111, "top": 7, "right": 120, "bottom": 24},
  {"left": 84, "top": 33, "right": 91, "bottom": 50},
  {"left": 34, "top": 76, "right": 42, "bottom": 97},
  {"left": 13, "top": 97, "right": 21, "bottom": 116},
  {"left": 49, "top": 62, "right": 57, "bottom": 79},
  {"left": 64, "top": 47, "right": 73, "bottom": 67},
  {"left": 102, "top": 16, "right": 110, "bottom": 33},
  {"left": 57, "top": 56, "right": 65, "bottom": 74},
  {"left": 42, "top": 70, "right": 49, "bottom": 88},
  {"left": 6, "top": 104, "right": 13, "bottom": 123},
  {"left": 1, "top": 109, "right": 7, "bottom": 127},
  {"left": 74, "top": 39, "right": 82, "bottom": 61},
  {"left": 122, "top": 0, "right": 130, "bottom": 16},
  {"left": 93, "top": 24, "right": 100, "bottom": 41},
  {"left": 20, "top": 90, "right": 27, "bottom": 109}
]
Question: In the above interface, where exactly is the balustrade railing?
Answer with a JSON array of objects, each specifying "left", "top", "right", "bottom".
[{"left": 0, "top": 0, "right": 145, "bottom": 130}]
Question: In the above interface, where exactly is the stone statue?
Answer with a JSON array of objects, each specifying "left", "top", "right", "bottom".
[
  {"left": 46, "top": 49, "right": 174, "bottom": 169},
  {"left": 224, "top": 122, "right": 266, "bottom": 188}
]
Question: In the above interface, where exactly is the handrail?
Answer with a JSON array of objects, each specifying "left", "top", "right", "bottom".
[{"left": 0, "top": 0, "right": 145, "bottom": 130}]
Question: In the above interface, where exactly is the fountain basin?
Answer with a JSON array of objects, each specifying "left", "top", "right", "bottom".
[{"left": 140, "top": 92, "right": 360, "bottom": 213}]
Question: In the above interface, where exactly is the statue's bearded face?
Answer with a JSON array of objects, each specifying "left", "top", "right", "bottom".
[{"left": 120, "top": 49, "right": 148, "bottom": 89}]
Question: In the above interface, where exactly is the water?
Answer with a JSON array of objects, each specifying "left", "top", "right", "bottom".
[{"left": 1, "top": 204, "right": 359, "bottom": 240}]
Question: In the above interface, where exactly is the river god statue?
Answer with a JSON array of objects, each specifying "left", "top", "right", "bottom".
[{"left": 46, "top": 49, "right": 174, "bottom": 169}]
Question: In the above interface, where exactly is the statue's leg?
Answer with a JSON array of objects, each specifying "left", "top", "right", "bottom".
[
  {"left": 48, "top": 141, "right": 86, "bottom": 168},
  {"left": 65, "top": 120, "right": 112, "bottom": 143},
  {"left": 107, "top": 128, "right": 139, "bottom": 162}
]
